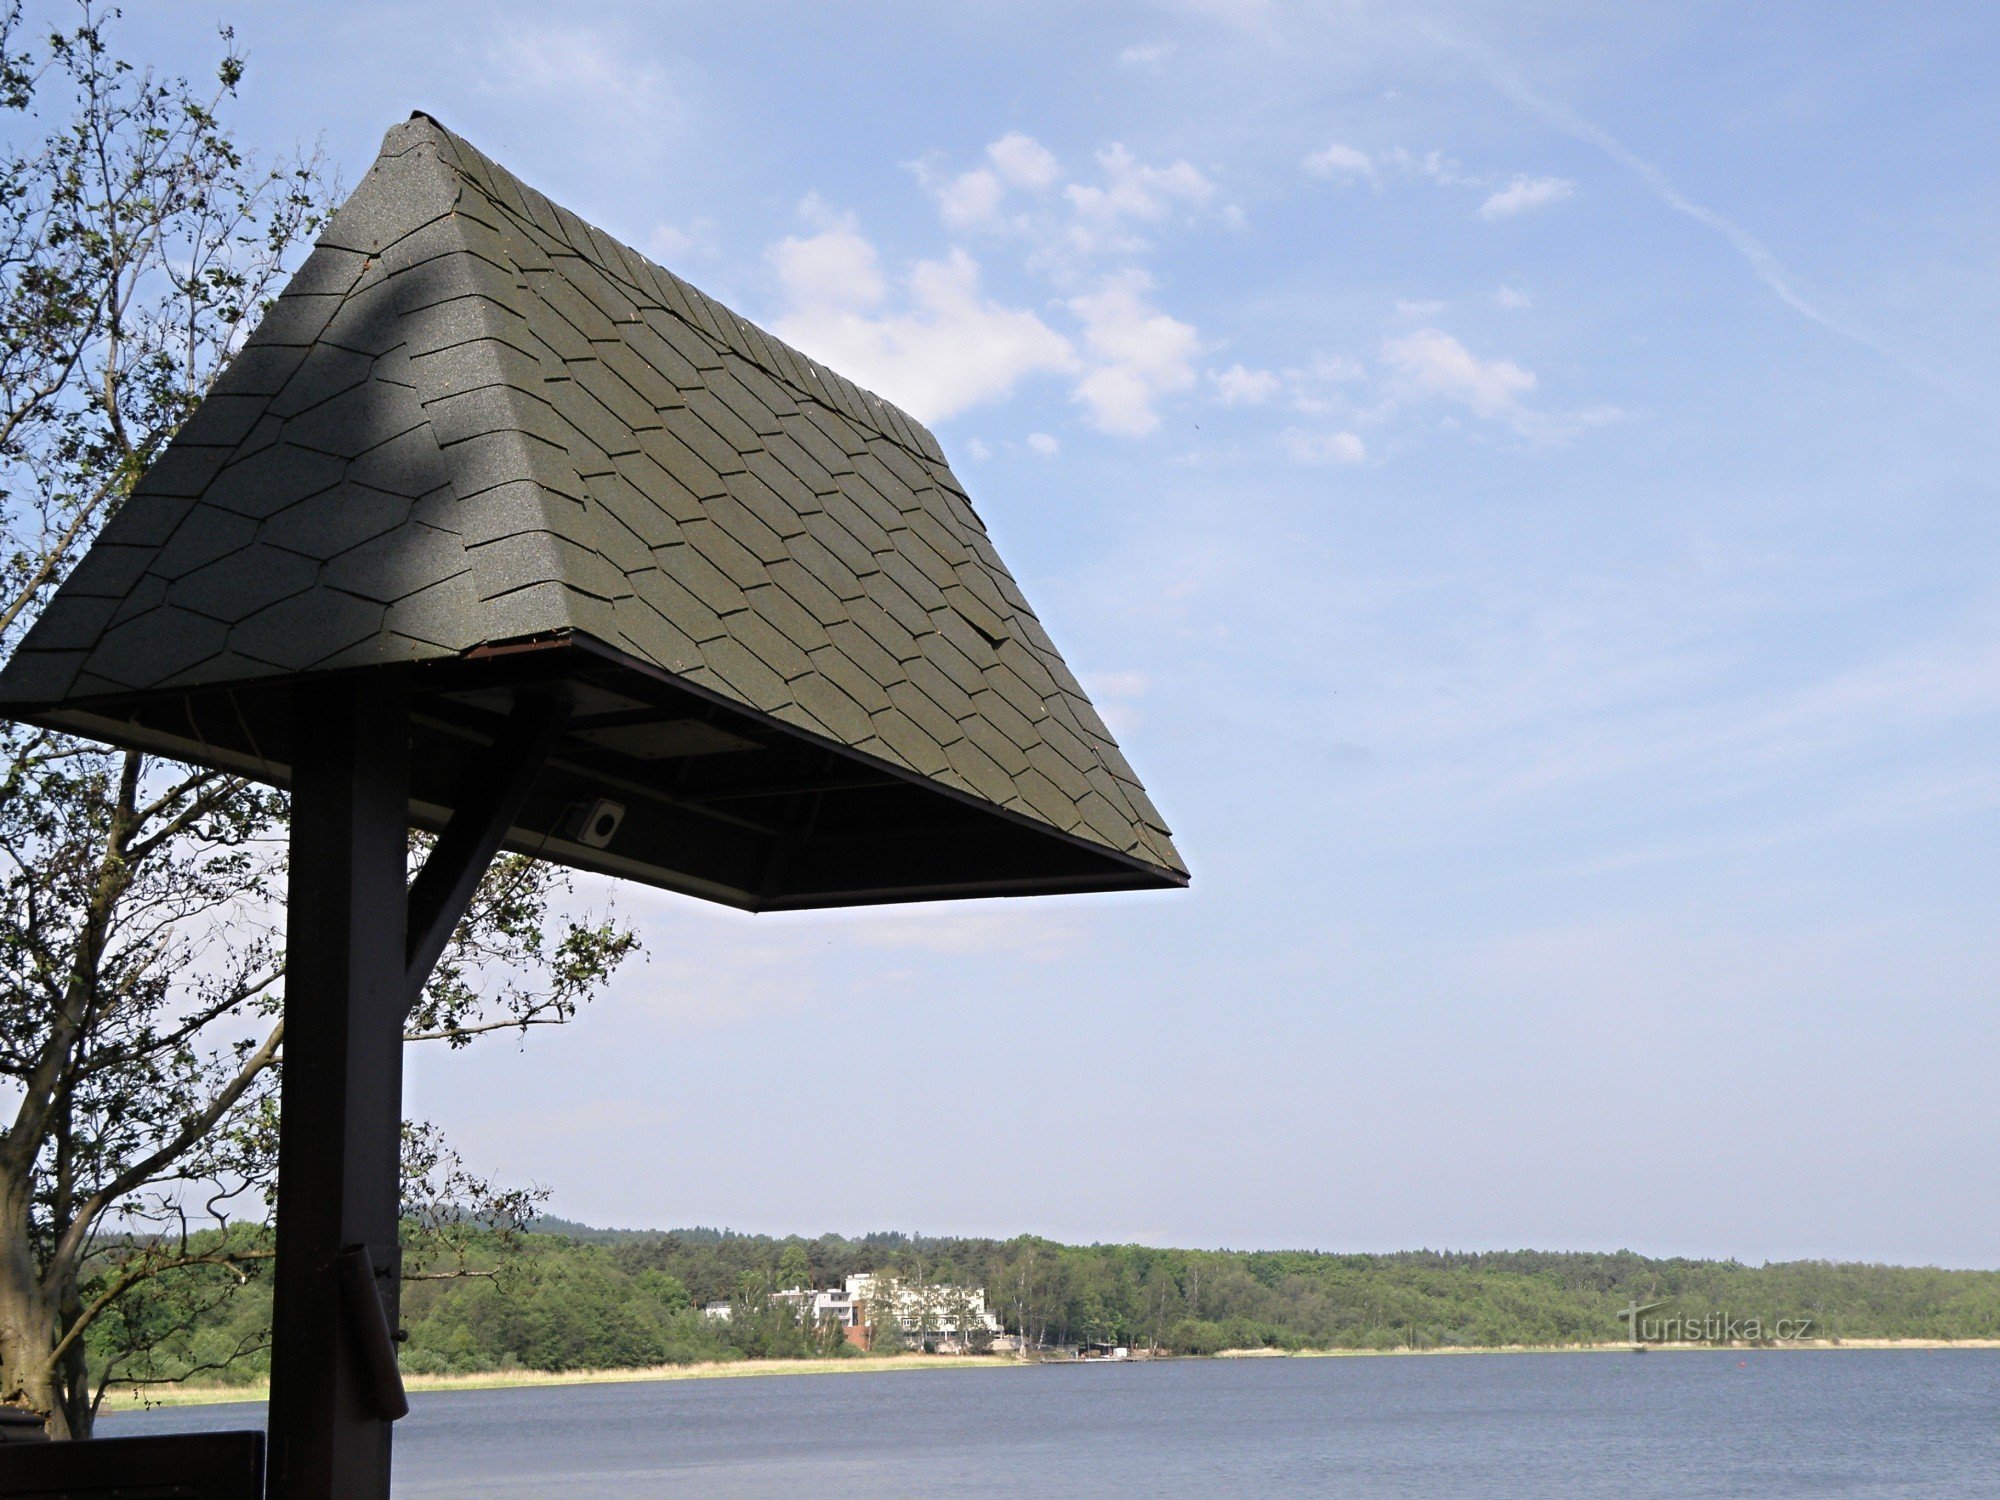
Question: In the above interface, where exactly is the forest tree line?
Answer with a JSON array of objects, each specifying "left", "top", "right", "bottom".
[{"left": 104, "top": 1221, "right": 2000, "bottom": 1387}]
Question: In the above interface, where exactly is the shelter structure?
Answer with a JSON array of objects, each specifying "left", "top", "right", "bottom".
[{"left": 0, "top": 115, "right": 1183, "bottom": 1500}]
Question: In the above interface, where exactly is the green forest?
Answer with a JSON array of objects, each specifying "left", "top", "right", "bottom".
[{"left": 105, "top": 1222, "right": 2000, "bottom": 1389}]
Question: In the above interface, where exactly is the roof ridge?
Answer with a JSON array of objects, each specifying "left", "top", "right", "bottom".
[{"left": 321, "top": 119, "right": 602, "bottom": 648}]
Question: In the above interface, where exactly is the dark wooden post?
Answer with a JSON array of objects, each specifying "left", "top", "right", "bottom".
[{"left": 265, "top": 678, "right": 410, "bottom": 1500}]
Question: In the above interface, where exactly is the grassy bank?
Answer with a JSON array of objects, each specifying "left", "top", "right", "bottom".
[{"left": 102, "top": 1354, "right": 1013, "bottom": 1410}]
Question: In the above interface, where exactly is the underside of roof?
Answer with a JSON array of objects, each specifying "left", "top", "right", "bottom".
[{"left": 0, "top": 113, "right": 1184, "bottom": 906}]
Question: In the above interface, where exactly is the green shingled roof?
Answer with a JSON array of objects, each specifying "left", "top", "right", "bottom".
[{"left": 0, "top": 113, "right": 1183, "bottom": 885}]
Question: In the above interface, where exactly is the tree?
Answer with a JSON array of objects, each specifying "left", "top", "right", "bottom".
[
  {"left": 863, "top": 1273, "right": 905, "bottom": 1356},
  {"left": 947, "top": 1285, "right": 992, "bottom": 1354},
  {"left": 776, "top": 1242, "right": 811, "bottom": 1293},
  {"left": 0, "top": 5, "right": 637, "bottom": 1436}
]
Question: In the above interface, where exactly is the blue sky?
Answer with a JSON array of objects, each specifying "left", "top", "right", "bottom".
[{"left": 123, "top": 2, "right": 2000, "bottom": 1265}]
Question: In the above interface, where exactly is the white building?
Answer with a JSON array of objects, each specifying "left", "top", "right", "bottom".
[
  {"left": 771, "top": 1284, "right": 860, "bottom": 1327},
  {"left": 845, "top": 1273, "right": 1003, "bottom": 1350},
  {"left": 702, "top": 1274, "right": 1006, "bottom": 1353}
]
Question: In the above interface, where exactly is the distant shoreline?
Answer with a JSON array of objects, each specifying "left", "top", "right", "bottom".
[
  {"left": 1256, "top": 1338, "right": 2000, "bottom": 1359},
  {"left": 102, "top": 1339, "right": 2000, "bottom": 1411}
]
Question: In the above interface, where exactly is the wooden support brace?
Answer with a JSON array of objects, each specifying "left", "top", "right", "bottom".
[{"left": 403, "top": 691, "right": 572, "bottom": 1009}]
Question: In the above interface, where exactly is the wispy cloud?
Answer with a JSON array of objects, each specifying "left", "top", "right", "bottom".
[
  {"left": 1117, "top": 40, "right": 1177, "bottom": 68},
  {"left": 1064, "top": 144, "right": 1217, "bottom": 255},
  {"left": 1378, "top": 328, "right": 1621, "bottom": 444},
  {"left": 989, "top": 132, "right": 1063, "bottom": 191},
  {"left": 483, "top": 22, "right": 679, "bottom": 137},
  {"left": 1305, "top": 141, "right": 1575, "bottom": 222},
  {"left": 1479, "top": 174, "right": 1574, "bottom": 219},
  {"left": 1303, "top": 141, "right": 1376, "bottom": 183},
  {"left": 920, "top": 135, "right": 1225, "bottom": 270},
  {"left": 1382, "top": 328, "right": 1535, "bottom": 419},
  {"left": 935, "top": 133, "right": 1065, "bottom": 230},
  {"left": 1280, "top": 428, "right": 1366, "bottom": 465},
  {"left": 1205, "top": 322, "right": 1612, "bottom": 459},
  {"left": 1209, "top": 363, "right": 1281, "bottom": 405},
  {"left": 1082, "top": 669, "right": 1154, "bottom": 736},
  {"left": 649, "top": 218, "right": 719, "bottom": 262}
]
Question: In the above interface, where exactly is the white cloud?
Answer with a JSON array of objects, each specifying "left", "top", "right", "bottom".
[
  {"left": 486, "top": 24, "right": 671, "bottom": 124},
  {"left": 770, "top": 211, "right": 1074, "bottom": 422},
  {"left": 928, "top": 134, "right": 1063, "bottom": 232},
  {"left": 1480, "top": 174, "right": 1576, "bottom": 219},
  {"left": 1068, "top": 271, "right": 1201, "bottom": 435},
  {"left": 1085, "top": 669, "right": 1152, "bottom": 699},
  {"left": 1387, "top": 147, "right": 1479, "bottom": 189},
  {"left": 1083, "top": 669, "right": 1152, "bottom": 736},
  {"left": 1373, "top": 327, "right": 1618, "bottom": 443},
  {"left": 1066, "top": 144, "right": 1215, "bottom": 235},
  {"left": 649, "top": 218, "right": 718, "bottom": 262},
  {"left": 1117, "top": 41, "right": 1176, "bottom": 67},
  {"left": 1382, "top": 328, "right": 1536, "bottom": 418},
  {"left": 1307, "top": 141, "right": 1579, "bottom": 225},
  {"left": 1280, "top": 428, "right": 1367, "bottom": 465},
  {"left": 1496, "top": 285, "right": 1532, "bottom": 309},
  {"left": 967, "top": 438, "right": 993, "bottom": 461},
  {"left": 1283, "top": 352, "right": 1368, "bottom": 416},
  {"left": 768, "top": 202, "right": 886, "bottom": 307},
  {"left": 1026, "top": 431, "right": 1061, "bottom": 457},
  {"left": 1295, "top": 352, "right": 1366, "bottom": 384},
  {"left": 823, "top": 137, "right": 1219, "bottom": 437},
  {"left": 1209, "top": 363, "right": 1281, "bottom": 406},
  {"left": 1303, "top": 142, "right": 1375, "bottom": 182},
  {"left": 988, "top": 132, "right": 1061, "bottom": 192},
  {"left": 937, "top": 167, "right": 1006, "bottom": 229},
  {"left": 1395, "top": 298, "right": 1447, "bottom": 316},
  {"left": 923, "top": 134, "right": 1230, "bottom": 283}
]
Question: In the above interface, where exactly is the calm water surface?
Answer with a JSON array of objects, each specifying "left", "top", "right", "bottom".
[{"left": 103, "top": 1349, "right": 2000, "bottom": 1496}]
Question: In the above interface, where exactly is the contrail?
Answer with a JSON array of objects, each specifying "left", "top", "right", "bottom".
[{"left": 1422, "top": 22, "right": 1978, "bottom": 407}]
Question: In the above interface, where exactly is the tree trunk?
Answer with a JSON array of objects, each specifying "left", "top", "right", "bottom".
[{"left": 0, "top": 1171, "right": 77, "bottom": 1438}]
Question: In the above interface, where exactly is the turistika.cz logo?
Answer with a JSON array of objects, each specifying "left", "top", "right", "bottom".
[{"left": 1616, "top": 1300, "right": 1814, "bottom": 1344}]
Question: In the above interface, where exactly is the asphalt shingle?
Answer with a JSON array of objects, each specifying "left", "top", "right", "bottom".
[{"left": 0, "top": 111, "right": 1183, "bottom": 879}]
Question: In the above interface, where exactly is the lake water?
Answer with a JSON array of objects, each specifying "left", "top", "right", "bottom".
[{"left": 102, "top": 1350, "right": 2000, "bottom": 1496}]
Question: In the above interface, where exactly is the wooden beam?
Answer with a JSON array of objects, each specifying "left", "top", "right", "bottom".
[
  {"left": 404, "top": 690, "right": 572, "bottom": 1009},
  {"left": 266, "top": 678, "right": 409, "bottom": 1500}
]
